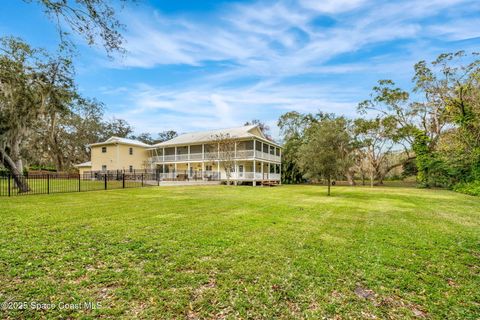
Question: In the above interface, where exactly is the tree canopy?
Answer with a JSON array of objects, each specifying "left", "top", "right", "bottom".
[{"left": 297, "top": 117, "right": 352, "bottom": 195}]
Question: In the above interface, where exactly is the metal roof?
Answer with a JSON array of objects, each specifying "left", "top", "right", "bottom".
[
  {"left": 151, "top": 125, "right": 280, "bottom": 148},
  {"left": 88, "top": 136, "right": 151, "bottom": 148},
  {"left": 74, "top": 161, "right": 92, "bottom": 167}
]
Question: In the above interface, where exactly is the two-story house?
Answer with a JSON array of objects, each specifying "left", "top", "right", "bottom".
[
  {"left": 75, "top": 137, "right": 151, "bottom": 174},
  {"left": 148, "top": 125, "right": 281, "bottom": 185},
  {"left": 77, "top": 125, "right": 282, "bottom": 185}
]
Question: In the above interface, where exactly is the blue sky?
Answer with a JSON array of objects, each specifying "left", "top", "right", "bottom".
[{"left": 2, "top": 0, "right": 480, "bottom": 139}]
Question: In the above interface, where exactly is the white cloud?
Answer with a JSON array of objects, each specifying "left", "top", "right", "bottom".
[
  {"left": 114, "top": 0, "right": 477, "bottom": 76},
  {"left": 99, "top": 0, "right": 480, "bottom": 138},
  {"left": 427, "top": 19, "right": 480, "bottom": 41},
  {"left": 102, "top": 79, "right": 364, "bottom": 140},
  {"left": 299, "top": 0, "right": 368, "bottom": 13}
]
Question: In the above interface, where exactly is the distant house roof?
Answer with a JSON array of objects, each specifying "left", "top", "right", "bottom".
[
  {"left": 74, "top": 161, "right": 92, "bottom": 168},
  {"left": 151, "top": 125, "right": 281, "bottom": 148},
  {"left": 88, "top": 136, "right": 151, "bottom": 148}
]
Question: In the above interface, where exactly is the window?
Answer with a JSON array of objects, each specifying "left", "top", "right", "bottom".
[
  {"left": 102, "top": 165, "right": 107, "bottom": 171},
  {"left": 205, "top": 165, "right": 212, "bottom": 171},
  {"left": 129, "top": 147, "right": 133, "bottom": 155},
  {"left": 102, "top": 147, "right": 107, "bottom": 153},
  {"left": 129, "top": 166, "right": 133, "bottom": 173}
]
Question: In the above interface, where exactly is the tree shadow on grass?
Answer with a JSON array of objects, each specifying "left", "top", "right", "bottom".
[{"left": 295, "top": 185, "right": 454, "bottom": 203}]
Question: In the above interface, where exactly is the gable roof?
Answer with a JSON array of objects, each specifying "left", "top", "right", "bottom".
[
  {"left": 74, "top": 161, "right": 92, "bottom": 168},
  {"left": 151, "top": 125, "right": 280, "bottom": 148},
  {"left": 88, "top": 136, "right": 151, "bottom": 148}
]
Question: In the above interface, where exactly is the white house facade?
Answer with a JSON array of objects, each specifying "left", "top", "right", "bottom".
[{"left": 147, "top": 125, "right": 282, "bottom": 185}]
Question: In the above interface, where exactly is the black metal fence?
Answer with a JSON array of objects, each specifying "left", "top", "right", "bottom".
[
  {"left": 87, "top": 169, "right": 220, "bottom": 181},
  {"left": 0, "top": 172, "right": 158, "bottom": 197}
]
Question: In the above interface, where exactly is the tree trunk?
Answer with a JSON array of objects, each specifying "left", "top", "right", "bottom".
[
  {"left": 50, "top": 120, "right": 65, "bottom": 171},
  {"left": 10, "top": 139, "right": 23, "bottom": 174},
  {"left": 327, "top": 176, "right": 331, "bottom": 196},
  {"left": 0, "top": 148, "right": 30, "bottom": 192},
  {"left": 370, "top": 169, "right": 374, "bottom": 188},
  {"left": 55, "top": 151, "right": 64, "bottom": 172},
  {"left": 346, "top": 169, "right": 356, "bottom": 186},
  {"left": 15, "top": 158, "right": 23, "bottom": 174},
  {"left": 376, "top": 157, "right": 415, "bottom": 184}
]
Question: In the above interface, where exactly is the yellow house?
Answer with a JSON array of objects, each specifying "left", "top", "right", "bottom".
[
  {"left": 81, "top": 137, "right": 151, "bottom": 173},
  {"left": 74, "top": 161, "right": 92, "bottom": 175},
  {"left": 78, "top": 125, "right": 282, "bottom": 185}
]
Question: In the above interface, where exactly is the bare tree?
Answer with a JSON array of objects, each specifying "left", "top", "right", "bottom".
[
  {"left": 24, "top": 0, "right": 131, "bottom": 56},
  {"left": 244, "top": 119, "right": 272, "bottom": 141},
  {"left": 210, "top": 133, "right": 237, "bottom": 185}
]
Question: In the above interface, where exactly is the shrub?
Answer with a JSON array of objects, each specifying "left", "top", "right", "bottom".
[{"left": 453, "top": 181, "right": 480, "bottom": 196}]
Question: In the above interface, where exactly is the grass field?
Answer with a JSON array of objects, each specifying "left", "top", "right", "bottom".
[{"left": 0, "top": 185, "right": 478, "bottom": 319}]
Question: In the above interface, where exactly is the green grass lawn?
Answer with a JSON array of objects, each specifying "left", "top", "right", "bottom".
[{"left": 0, "top": 185, "right": 478, "bottom": 319}]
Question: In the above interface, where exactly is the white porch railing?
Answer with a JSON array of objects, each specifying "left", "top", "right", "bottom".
[
  {"left": 254, "top": 151, "right": 281, "bottom": 162},
  {"left": 189, "top": 152, "right": 203, "bottom": 160},
  {"left": 223, "top": 172, "right": 281, "bottom": 180},
  {"left": 149, "top": 150, "right": 280, "bottom": 163},
  {"left": 269, "top": 173, "right": 281, "bottom": 180},
  {"left": 176, "top": 154, "right": 189, "bottom": 161},
  {"left": 203, "top": 152, "right": 218, "bottom": 160},
  {"left": 158, "top": 171, "right": 220, "bottom": 181},
  {"left": 164, "top": 155, "right": 175, "bottom": 162},
  {"left": 235, "top": 150, "right": 254, "bottom": 159}
]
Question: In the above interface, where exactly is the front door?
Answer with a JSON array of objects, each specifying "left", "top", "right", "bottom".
[{"left": 239, "top": 165, "right": 244, "bottom": 178}]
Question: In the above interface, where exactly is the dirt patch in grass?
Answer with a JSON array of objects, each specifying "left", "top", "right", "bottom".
[{"left": 354, "top": 285, "right": 428, "bottom": 318}]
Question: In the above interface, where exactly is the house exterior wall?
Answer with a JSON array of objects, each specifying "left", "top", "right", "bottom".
[
  {"left": 149, "top": 138, "right": 281, "bottom": 164},
  {"left": 77, "top": 166, "right": 91, "bottom": 175},
  {"left": 149, "top": 137, "right": 282, "bottom": 182},
  {"left": 91, "top": 144, "right": 149, "bottom": 171}
]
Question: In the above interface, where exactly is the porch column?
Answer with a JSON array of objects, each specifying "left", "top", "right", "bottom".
[
  {"left": 162, "top": 147, "right": 165, "bottom": 162},
  {"left": 234, "top": 142, "right": 237, "bottom": 159},
  {"left": 187, "top": 163, "right": 190, "bottom": 179},
  {"left": 174, "top": 146, "right": 177, "bottom": 161},
  {"left": 174, "top": 163, "right": 177, "bottom": 176},
  {"left": 234, "top": 160, "right": 237, "bottom": 185},
  {"left": 202, "top": 144, "right": 205, "bottom": 160},
  {"left": 253, "top": 139, "right": 256, "bottom": 158},
  {"left": 163, "top": 163, "right": 165, "bottom": 179},
  {"left": 253, "top": 159, "right": 256, "bottom": 186},
  {"left": 261, "top": 161, "right": 264, "bottom": 180},
  {"left": 202, "top": 161, "right": 205, "bottom": 181},
  {"left": 279, "top": 163, "right": 282, "bottom": 185},
  {"left": 268, "top": 163, "right": 271, "bottom": 180},
  {"left": 217, "top": 161, "right": 220, "bottom": 180},
  {"left": 188, "top": 145, "right": 191, "bottom": 161}
]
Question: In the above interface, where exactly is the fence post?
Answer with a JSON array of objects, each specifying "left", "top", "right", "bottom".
[
  {"left": 104, "top": 173, "right": 107, "bottom": 190},
  {"left": 122, "top": 173, "right": 125, "bottom": 188},
  {"left": 141, "top": 174, "right": 144, "bottom": 187},
  {"left": 78, "top": 173, "right": 81, "bottom": 192},
  {"left": 8, "top": 173, "right": 11, "bottom": 197},
  {"left": 47, "top": 173, "right": 50, "bottom": 194}
]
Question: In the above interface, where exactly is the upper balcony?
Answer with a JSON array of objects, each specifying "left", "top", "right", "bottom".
[{"left": 149, "top": 140, "right": 281, "bottom": 163}]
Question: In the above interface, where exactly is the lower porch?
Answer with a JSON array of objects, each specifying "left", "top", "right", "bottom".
[{"left": 154, "top": 160, "right": 281, "bottom": 184}]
